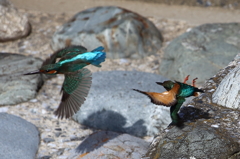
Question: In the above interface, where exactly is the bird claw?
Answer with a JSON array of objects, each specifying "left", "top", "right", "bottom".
[
  {"left": 183, "top": 75, "right": 198, "bottom": 87},
  {"left": 183, "top": 75, "right": 190, "bottom": 83},
  {"left": 192, "top": 77, "right": 198, "bottom": 87}
]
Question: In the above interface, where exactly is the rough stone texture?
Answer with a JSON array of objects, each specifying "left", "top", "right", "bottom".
[
  {"left": 69, "top": 130, "right": 149, "bottom": 159},
  {"left": 212, "top": 64, "right": 240, "bottom": 109},
  {"left": 0, "top": 113, "right": 39, "bottom": 159},
  {"left": 144, "top": 121, "right": 240, "bottom": 159},
  {"left": 144, "top": 53, "right": 240, "bottom": 159},
  {"left": 0, "top": 0, "right": 31, "bottom": 42},
  {"left": 73, "top": 71, "right": 171, "bottom": 137},
  {"left": 51, "top": 6, "right": 163, "bottom": 59},
  {"left": 159, "top": 23, "right": 240, "bottom": 85},
  {"left": 0, "top": 53, "right": 43, "bottom": 105}
]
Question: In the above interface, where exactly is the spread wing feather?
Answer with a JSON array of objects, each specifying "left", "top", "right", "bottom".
[{"left": 54, "top": 68, "right": 92, "bottom": 119}]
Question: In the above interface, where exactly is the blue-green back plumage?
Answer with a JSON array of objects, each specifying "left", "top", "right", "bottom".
[
  {"left": 57, "top": 45, "right": 87, "bottom": 58},
  {"left": 40, "top": 46, "right": 106, "bottom": 74},
  {"left": 176, "top": 81, "right": 203, "bottom": 97}
]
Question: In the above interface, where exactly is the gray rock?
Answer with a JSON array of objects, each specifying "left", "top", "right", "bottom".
[
  {"left": 212, "top": 64, "right": 240, "bottom": 109},
  {"left": 144, "top": 121, "right": 240, "bottom": 159},
  {"left": 0, "top": 113, "right": 39, "bottom": 159},
  {"left": 73, "top": 71, "right": 171, "bottom": 137},
  {"left": 159, "top": 23, "right": 240, "bottom": 85},
  {"left": 69, "top": 130, "right": 149, "bottom": 159},
  {"left": 0, "top": 53, "right": 43, "bottom": 105},
  {"left": 0, "top": 0, "right": 31, "bottom": 42},
  {"left": 51, "top": 6, "right": 163, "bottom": 59}
]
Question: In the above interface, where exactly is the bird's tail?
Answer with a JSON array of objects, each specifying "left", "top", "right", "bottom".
[{"left": 90, "top": 46, "right": 106, "bottom": 67}]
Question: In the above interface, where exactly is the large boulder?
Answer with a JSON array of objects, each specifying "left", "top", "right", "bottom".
[
  {"left": 0, "top": 0, "right": 31, "bottom": 42},
  {"left": 73, "top": 71, "right": 171, "bottom": 137},
  {"left": 0, "top": 53, "right": 43, "bottom": 105},
  {"left": 0, "top": 113, "right": 39, "bottom": 159},
  {"left": 212, "top": 63, "right": 240, "bottom": 109},
  {"left": 144, "top": 121, "right": 240, "bottom": 159},
  {"left": 159, "top": 23, "right": 240, "bottom": 85},
  {"left": 51, "top": 6, "right": 163, "bottom": 59}
]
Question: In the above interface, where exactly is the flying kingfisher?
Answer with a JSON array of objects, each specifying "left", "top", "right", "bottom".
[
  {"left": 133, "top": 75, "right": 204, "bottom": 126},
  {"left": 24, "top": 45, "right": 106, "bottom": 119}
]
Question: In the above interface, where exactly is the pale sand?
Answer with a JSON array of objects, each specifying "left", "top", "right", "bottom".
[{"left": 10, "top": 0, "right": 240, "bottom": 25}]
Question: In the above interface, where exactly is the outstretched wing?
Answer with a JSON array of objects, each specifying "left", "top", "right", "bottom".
[
  {"left": 54, "top": 68, "right": 92, "bottom": 119},
  {"left": 133, "top": 89, "right": 177, "bottom": 107}
]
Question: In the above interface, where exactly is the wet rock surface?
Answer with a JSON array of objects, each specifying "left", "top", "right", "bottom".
[
  {"left": 51, "top": 6, "right": 163, "bottom": 59},
  {"left": 69, "top": 130, "right": 149, "bottom": 159},
  {"left": 159, "top": 23, "right": 240, "bottom": 85},
  {"left": 0, "top": 53, "right": 43, "bottom": 105},
  {"left": 73, "top": 71, "right": 171, "bottom": 137},
  {"left": 0, "top": 113, "right": 39, "bottom": 159},
  {"left": 145, "top": 53, "right": 240, "bottom": 159},
  {"left": 0, "top": 0, "right": 31, "bottom": 42}
]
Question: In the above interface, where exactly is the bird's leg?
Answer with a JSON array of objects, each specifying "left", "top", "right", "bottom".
[
  {"left": 192, "top": 77, "right": 198, "bottom": 87},
  {"left": 183, "top": 75, "right": 190, "bottom": 83}
]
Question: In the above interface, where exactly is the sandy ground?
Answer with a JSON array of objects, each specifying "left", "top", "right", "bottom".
[{"left": 10, "top": 0, "right": 240, "bottom": 25}]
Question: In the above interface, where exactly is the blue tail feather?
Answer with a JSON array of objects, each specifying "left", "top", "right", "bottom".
[
  {"left": 90, "top": 51, "right": 106, "bottom": 67},
  {"left": 91, "top": 46, "right": 104, "bottom": 52}
]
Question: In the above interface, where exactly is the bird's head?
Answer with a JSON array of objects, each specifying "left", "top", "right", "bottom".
[
  {"left": 156, "top": 80, "right": 175, "bottom": 90},
  {"left": 24, "top": 63, "right": 60, "bottom": 75}
]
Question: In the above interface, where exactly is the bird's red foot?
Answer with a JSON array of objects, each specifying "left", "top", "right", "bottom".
[
  {"left": 183, "top": 75, "right": 190, "bottom": 84},
  {"left": 192, "top": 77, "right": 198, "bottom": 87}
]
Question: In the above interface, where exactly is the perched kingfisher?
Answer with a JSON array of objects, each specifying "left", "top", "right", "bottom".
[
  {"left": 133, "top": 75, "right": 204, "bottom": 126},
  {"left": 24, "top": 45, "right": 106, "bottom": 119}
]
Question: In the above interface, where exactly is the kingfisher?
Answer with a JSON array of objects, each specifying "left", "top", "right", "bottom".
[
  {"left": 133, "top": 75, "right": 204, "bottom": 126},
  {"left": 24, "top": 45, "right": 106, "bottom": 119}
]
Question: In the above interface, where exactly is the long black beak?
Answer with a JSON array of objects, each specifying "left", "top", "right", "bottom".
[
  {"left": 23, "top": 70, "right": 41, "bottom": 75},
  {"left": 156, "top": 82, "right": 163, "bottom": 85}
]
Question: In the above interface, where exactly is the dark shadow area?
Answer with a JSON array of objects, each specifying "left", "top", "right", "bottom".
[
  {"left": 168, "top": 106, "right": 211, "bottom": 129},
  {"left": 82, "top": 109, "right": 147, "bottom": 137},
  {"left": 179, "top": 106, "right": 211, "bottom": 122},
  {"left": 75, "top": 110, "right": 147, "bottom": 153}
]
